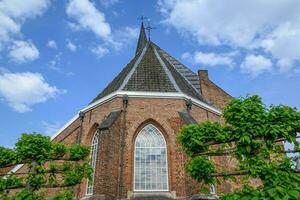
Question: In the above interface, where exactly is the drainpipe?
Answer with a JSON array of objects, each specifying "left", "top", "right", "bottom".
[
  {"left": 77, "top": 111, "right": 85, "bottom": 144},
  {"left": 117, "top": 94, "right": 128, "bottom": 199},
  {"left": 186, "top": 98, "right": 192, "bottom": 113}
]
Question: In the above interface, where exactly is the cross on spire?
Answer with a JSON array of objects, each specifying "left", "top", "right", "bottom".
[
  {"left": 138, "top": 15, "right": 148, "bottom": 24},
  {"left": 145, "top": 19, "right": 156, "bottom": 41}
]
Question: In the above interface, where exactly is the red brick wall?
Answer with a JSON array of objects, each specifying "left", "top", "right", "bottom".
[
  {"left": 11, "top": 90, "right": 235, "bottom": 199},
  {"left": 198, "top": 70, "right": 232, "bottom": 110}
]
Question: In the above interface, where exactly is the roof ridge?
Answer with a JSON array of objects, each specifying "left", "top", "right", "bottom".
[{"left": 152, "top": 45, "right": 181, "bottom": 93}]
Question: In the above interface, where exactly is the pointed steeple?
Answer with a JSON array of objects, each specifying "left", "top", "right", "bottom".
[{"left": 135, "top": 22, "right": 147, "bottom": 54}]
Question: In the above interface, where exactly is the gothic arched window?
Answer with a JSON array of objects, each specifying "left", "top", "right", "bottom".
[
  {"left": 86, "top": 131, "right": 99, "bottom": 195},
  {"left": 134, "top": 124, "right": 168, "bottom": 191}
]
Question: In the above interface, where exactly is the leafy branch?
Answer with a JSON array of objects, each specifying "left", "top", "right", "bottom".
[
  {"left": 0, "top": 133, "right": 92, "bottom": 199},
  {"left": 177, "top": 95, "right": 300, "bottom": 199}
]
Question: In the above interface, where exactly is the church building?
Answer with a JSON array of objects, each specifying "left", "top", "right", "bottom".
[{"left": 13, "top": 22, "right": 233, "bottom": 200}]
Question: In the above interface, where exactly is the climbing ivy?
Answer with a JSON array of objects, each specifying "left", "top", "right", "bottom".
[
  {"left": 177, "top": 95, "right": 300, "bottom": 199},
  {"left": 0, "top": 133, "right": 92, "bottom": 199}
]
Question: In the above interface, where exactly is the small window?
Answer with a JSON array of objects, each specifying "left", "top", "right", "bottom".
[{"left": 86, "top": 131, "right": 99, "bottom": 195}]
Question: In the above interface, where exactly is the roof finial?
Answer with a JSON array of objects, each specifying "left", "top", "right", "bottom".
[
  {"left": 138, "top": 15, "right": 147, "bottom": 24},
  {"left": 145, "top": 19, "right": 156, "bottom": 41}
]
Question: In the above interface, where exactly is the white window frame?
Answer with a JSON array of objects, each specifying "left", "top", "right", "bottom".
[
  {"left": 86, "top": 131, "right": 99, "bottom": 195},
  {"left": 210, "top": 184, "right": 216, "bottom": 195},
  {"left": 133, "top": 124, "right": 169, "bottom": 192}
]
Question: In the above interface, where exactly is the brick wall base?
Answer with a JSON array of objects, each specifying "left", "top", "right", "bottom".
[
  {"left": 81, "top": 193, "right": 218, "bottom": 200},
  {"left": 81, "top": 194, "right": 115, "bottom": 200}
]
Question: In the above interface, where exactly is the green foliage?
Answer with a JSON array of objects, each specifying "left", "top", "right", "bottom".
[
  {"left": 62, "top": 162, "right": 92, "bottom": 186},
  {"left": 177, "top": 122, "right": 231, "bottom": 156},
  {"left": 0, "top": 175, "right": 23, "bottom": 191},
  {"left": 68, "top": 144, "right": 90, "bottom": 161},
  {"left": 177, "top": 95, "right": 300, "bottom": 199},
  {"left": 50, "top": 143, "right": 67, "bottom": 159},
  {"left": 15, "top": 134, "right": 52, "bottom": 164},
  {"left": 185, "top": 156, "right": 216, "bottom": 184},
  {"left": 0, "top": 133, "right": 91, "bottom": 200},
  {"left": 51, "top": 190, "right": 73, "bottom": 200},
  {"left": 7, "top": 190, "right": 44, "bottom": 200},
  {"left": 0, "top": 148, "right": 16, "bottom": 168}
]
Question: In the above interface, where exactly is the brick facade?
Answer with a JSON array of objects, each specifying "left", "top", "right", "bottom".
[
  {"left": 198, "top": 70, "right": 232, "bottom": 111},
  {"left": 80, "top": 97, "right": 221, "bottom": 199},
  {"left": 9, "top": 71, "right": 235, "bottom": 200},
  {"left": 60, "top": 85, "right": 232, "bottom": 199}
]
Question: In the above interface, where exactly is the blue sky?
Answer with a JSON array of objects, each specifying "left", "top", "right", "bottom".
[{"left": 0, "top": 0, "right": 300, "bottom": 147}]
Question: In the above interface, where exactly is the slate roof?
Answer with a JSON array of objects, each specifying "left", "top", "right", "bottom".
[
  {"left": 123, "top": 44, "right": 177, "bottom": 92},
  {"left": 90, "top": 23, "right": 210, "bottom": 105}
]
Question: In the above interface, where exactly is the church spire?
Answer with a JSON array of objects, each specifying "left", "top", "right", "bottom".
[{"left": 135, "top": 21, "right": 148, "bottom": 54}]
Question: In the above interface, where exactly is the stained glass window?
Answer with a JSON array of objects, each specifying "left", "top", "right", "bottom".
[
  {"left": 134, "top": 124, "right": 168, "bottom": 191},
  {"left": 86, "top": 131, "right": 99, "bottom": 195}
]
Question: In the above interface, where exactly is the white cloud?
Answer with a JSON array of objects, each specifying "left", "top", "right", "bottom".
[
  {"left": 277, "top": 59, "right": 294, "bottom": 73},
  {"left": 100, "top": 0, "right": 120, "bottom": 7},
  {"left": 66, "top": 0, "right": 137, "bottom": 51},
  {"left": 0, "top": 13, "right": 20, "bottom": 46},
  {"left": 111, "top": 26, "right": 139, "bottom": 50},
  {"left": 48, "top": 53, "right": 74, "bottom": 76},
  {"left": 241, "top": 54, "right": 272, "bottom": 77},
  {"left": 66, "top": 41, "right": 77, "bottom": 52},
  {"left": 90, "top": 45, "right": 109, "bottom": 58},
  {"left": 49, "top": 53, "right": 62, "bottom": 71},
  {"left": 47, "top": 40, "right": 57, "bottom": 49},
  {"left": 0, "top": 71, "right": 64, "bottom": 112},
  {"left": 66, "top": 0, "right": 111, "bottom": 40},
  {"left": 8, "top": 40, "right": 39, "bottom": 63},
  {"left": 158, "top": 0, "right": 300, "bottom": 74},
  {"left": 261, "top": 22, "right": 300, "bottom": 71},
  {"left": 41, "top": 121, "right": 61, "bottom": 135},
  {"left": 0, "top": 0, "right": 50, "bottom": 46},
  {"left": 67, "top": 22, "right": 82, "bottom": 31},
  {"left": 182, "top": 51, "right": 234, "bottom": 67}
]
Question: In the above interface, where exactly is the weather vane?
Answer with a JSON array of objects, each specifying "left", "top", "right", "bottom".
[{"left": 145, "top": 19, "right": 156, "bottom": 41}]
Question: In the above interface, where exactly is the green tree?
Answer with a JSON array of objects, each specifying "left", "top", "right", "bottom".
[
  {"left": 177, "top": 95, "right": 300, "bottom": 200},
  {"left": 0, "top": 133, "right": 92, "bottom": 200}
]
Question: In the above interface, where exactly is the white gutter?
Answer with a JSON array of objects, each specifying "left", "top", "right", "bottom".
[{"left": 81, "top": 91, "right": 221, "bottom": 115}]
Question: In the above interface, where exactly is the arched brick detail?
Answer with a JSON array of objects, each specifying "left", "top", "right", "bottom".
[
  {"left": 83, "top": 123, "right": 99, "bottom": 146},
  {"left": 132, "top": 118, "right": 169, "bottom": 145}
]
